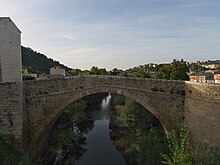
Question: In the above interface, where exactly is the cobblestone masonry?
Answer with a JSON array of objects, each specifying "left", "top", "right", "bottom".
[{"left": 0, "top": 81, "right": 24, "bottom": 150}]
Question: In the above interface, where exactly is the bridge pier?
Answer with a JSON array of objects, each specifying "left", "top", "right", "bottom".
[{"left": 0, "top": 81, "right": 27, "bottom": 152}]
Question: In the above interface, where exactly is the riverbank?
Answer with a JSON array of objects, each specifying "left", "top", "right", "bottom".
[{"left": 109, "top": 94, "right": 169, "bottom": 165}]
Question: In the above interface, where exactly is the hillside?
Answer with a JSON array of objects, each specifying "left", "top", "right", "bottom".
[{"left": 21, "top": 46, "right": 71, "bottom": 74}]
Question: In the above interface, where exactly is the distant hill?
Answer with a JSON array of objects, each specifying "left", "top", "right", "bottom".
[{"left": 21, "top": 46, "right": 71, "bottom": 74}]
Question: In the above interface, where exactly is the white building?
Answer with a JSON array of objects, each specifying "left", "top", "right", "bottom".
[
  {"left": 50, "top": 66, "right": 65, "bottom": 77},
  {"left": 0, "top": 17, "right": 22, "bottom": 82},
  {"left": 202, "top": 63, "right": 220, "bottom": 69}
]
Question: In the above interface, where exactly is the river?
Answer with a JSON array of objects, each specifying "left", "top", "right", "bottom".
[{"left": 75, "top": 94, "right": 126, "bottom": 165}]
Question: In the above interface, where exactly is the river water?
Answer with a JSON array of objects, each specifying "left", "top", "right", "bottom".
[{"left": 76, "top": 94, "right": 126, "bottom": 165}]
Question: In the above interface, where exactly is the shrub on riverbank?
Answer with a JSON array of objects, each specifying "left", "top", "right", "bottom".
[
  {"left": 161, "top": 124, "right": 220, "bottom": 165},
  {"left": 110, "top": 95, "right": 169, "bottom": 165},
  {"left": 0, "top": 137, "right": 22, "bottom": 165},
  {"left": 40, "top": 94, "right": 107, "bottom": 164},
  {"left": 39, "top": 99, "right": 89, "bottom": 164}
]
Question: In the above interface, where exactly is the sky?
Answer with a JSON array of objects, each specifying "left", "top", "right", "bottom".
[{"left": 1, "top": 0, "right": 220, "bottom": 70}]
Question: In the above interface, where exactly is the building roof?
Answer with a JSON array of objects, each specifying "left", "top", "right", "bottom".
[
  {"left": 189, "top": 72, "right": 214, "bottom": 79},
  {"left": 199, "top": 73, "right": 214, "bottom": 80},
  {"left": 0, "top": 17, "right": 21, "bottom": 33},
  {"left": 50, "top": 66, "right": 61, "bottom": 69},
  {"left": 214, "top": 70, "right": 220, "bottom": 74},
  {"left": 189, "top": 73, "right": 198, "bottom": 76}
]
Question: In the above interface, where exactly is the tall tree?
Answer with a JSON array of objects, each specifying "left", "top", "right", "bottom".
[
  {"left": 90, "top": 66, "right": 108, "bottom": 75},
  {"left": 154, "top": 59, "right": 189, "bottom": 80},
  {"left": 90, "top": 66, "right": 99, "bottom": 75}
]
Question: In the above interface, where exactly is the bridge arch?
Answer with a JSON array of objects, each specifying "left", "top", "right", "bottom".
[
  {"left": 24, "top": 76, "right": 185, "bottom": 155},
  {"left": 38, "top": 90, "right": 165, "bottom": 144}
]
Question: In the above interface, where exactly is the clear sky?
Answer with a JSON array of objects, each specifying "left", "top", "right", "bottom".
[{"left": 1, "top": 0, "right": 220, "bottom": 70}]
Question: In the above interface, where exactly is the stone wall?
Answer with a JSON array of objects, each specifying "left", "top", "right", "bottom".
[
  {"left": 0, "top": 81, "right": 24, "bottom": 150},
  {"left": 184, "top": 82, "right": 220, "bottom": 147}
]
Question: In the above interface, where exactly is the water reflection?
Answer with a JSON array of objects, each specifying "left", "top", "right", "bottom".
[{"left": 76, "top": 94, "right": 126, "bottom": 165}]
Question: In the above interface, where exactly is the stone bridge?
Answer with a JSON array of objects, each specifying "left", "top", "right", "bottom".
[{"left": 0, "top": 75, "right": 220, "bottom": 156}]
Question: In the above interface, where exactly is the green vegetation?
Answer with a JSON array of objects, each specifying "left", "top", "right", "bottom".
[
  {"left": 162, "top": 124, "right": 220, "bottom": 165},
  {"left": 41, "top": 99, "right": 90, "bottom": 164},
  {"left": 124, "top": 67, "right": 151, "bottom": 78},
  {"left": 40, "top": 94, "right": 107, "bottom": 164},
  {"left": 70, "top": 66, "right": 152, "bottom": 78},
  {"left": 22, "top": 46, "right": 71, "bottom": 74},
  {"left": 110, "top": 94, "right": 168, "bottom": 165},
  {"left": 109, "top": 68, "right": 124, "bottom": 76},
  {"left": 192, "top": 145, "right": 220, "bottom": 165},
  {"left": 162, "top": 124, "right": 192, "bottom": 165},
  {"left": 190, "top": 65, "right": 208, "bottom": 72},
  {"left": 153, "top": 59, "right": 189, "bottom": 80},
  {"left": 90, "top": 66, "right": 107, "bottom": 75},
  {"left": 111, "top": 96, "right": 220, "bottom": 165},
  {"left": 22, "top": 46, "right": 190, "bottom": 81},
  {"left": 0, "top": 137, "right": 22, "bottom": 165},
  {"left": 69, "top": 68, "right": 90, "bottom": 76}
]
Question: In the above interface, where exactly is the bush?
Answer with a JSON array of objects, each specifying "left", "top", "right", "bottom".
[
  {"left": 0, "top": 137, "right": 22, "bottom": 165},
  {"left": 161, "top": 124, "right": 192, "bottom": 165}
]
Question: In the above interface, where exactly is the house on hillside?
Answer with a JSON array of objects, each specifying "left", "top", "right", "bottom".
[
  {"left": 22, "top": 68, "right": 37, "bottom": 81},
  {"left": 189, "top": 72, "right": 214, "bottom": 84},
  {"left": 201, "top": 60, "right": 220, "bottom": 69},
  {"left": 49, "top": 66, "right": 65, "bottom": 77},
  {"left": 189, "top": 73, "right": 198, "bottom": 82},
  {"left": 214, "top": 71, "right": 220, "bottom": 84},
  {"left": 197, "top": 73, "right": 214, "bottom": 83}
]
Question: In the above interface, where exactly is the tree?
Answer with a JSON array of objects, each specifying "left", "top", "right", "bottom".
[
  {"left": 154, "top": 59, "right": 189, "bottom": 80},
  {"left": 161, "top": 124, "right": 220, "bottom": 165},
  {"left": 170, "top": 59, "right": 189, "bottom": 80},
  {"left": 162, "top": 124, "right": 192, "bottom": 165},
  {"left": 114, "top": 98, "right": 168, "bottom": 164},
  {"left": 90, "top": 66, "right": 108, "bottom": 75},
  {"left": 70, "top": 68, "right": 82, "bottom": 76},
  {"left": 22, "top": 46, "right": 71, "bottom": 74},
  {"left": 90, "top": 66, "right": 99, "bottom": 75},
  {"left": 98, "top": 68, "right": 107, "bottom": 75},
  {"left": 154, "top": 65, "right": 172, "bottom": 79},
  {"left": 110, "top": 68, "right": 123, "bottom": 76}
]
